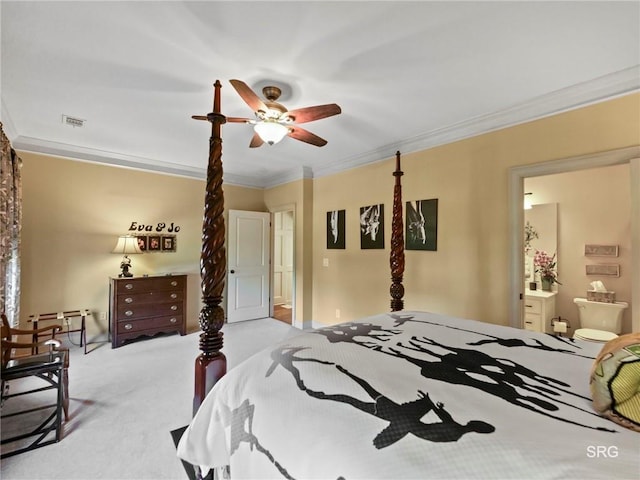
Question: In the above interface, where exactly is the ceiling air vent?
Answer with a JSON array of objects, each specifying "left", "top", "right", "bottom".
[{"left": 62, "top": 114, "right": 85, "bottom": 128}]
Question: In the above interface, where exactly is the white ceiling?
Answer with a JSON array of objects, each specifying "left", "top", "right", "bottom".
[{"left": 2, "top": 1, "right": 639, "bottom": 188}]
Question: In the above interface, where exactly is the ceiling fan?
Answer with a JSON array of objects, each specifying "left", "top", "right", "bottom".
[{"left": 193, "top": 79, "right": 341, "bottom": 148}]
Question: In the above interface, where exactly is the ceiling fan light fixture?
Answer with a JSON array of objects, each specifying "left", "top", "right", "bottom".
[{"left": 254, "top": 121, "right": 289, "bottom": 145}]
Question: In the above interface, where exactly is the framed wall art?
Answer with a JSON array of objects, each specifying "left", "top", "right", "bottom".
[
  {"left": 148, "top": 235, "right": 161, "bottom": 252},
  {"left": 584, "top": 244, "right": 618, "bottom": 257},
  {"left": 405, "top": 198, "right": 438, "bottom": 251},
  {"left": 136, "top": 235, "right": 148, "bottom": 252},
  {"left": 326, "top": 209, "right": 345, "bottom": 249},
  {"left": 162, "top": 235, "right": 176, "bottom": 252},
  {"left": 585, "top": 264, "right": 620, "bottom": 277},
  {"left": 360, "top": 204, "right": 384, "bottom": 249}
]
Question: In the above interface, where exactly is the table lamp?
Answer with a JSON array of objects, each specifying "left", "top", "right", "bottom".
[{"left": 112, "top": 234, "right": 143, "bottom": 277}]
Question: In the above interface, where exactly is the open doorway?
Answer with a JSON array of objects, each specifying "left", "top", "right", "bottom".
[
  {"left": 272, "top": 208, "right": 295, "bottom": 324},
  {"left": 509, "top": 147, "right": 640, "bottom": 333}
]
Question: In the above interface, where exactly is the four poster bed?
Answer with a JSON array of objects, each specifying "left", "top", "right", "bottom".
[{"left": 177, "top": 82, "right": 639, "bottom": 479}]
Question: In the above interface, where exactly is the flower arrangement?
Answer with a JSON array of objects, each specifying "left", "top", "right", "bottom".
[{"left": 534, "top": 250, "right": 561, "bottom": 285}]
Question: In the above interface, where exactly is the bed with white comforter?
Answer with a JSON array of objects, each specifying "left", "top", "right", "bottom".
[{"left": 177, "top": 311, "right": 639, "bottom": 479}]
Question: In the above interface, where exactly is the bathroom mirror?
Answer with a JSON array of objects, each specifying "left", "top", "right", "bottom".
[{"left": 524, "top": 203, "right": 558, "bottom": 287}]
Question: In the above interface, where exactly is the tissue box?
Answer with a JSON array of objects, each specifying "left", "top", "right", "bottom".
[{"left": 587, "top": 290, "right": 616, "bottom": 303}]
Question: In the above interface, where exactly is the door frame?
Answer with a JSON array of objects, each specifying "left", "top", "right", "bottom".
[
  {"left": 269, "top": 203, "right": 296, "bottom": 325},
  {"left": 508, "top": 146, "right": 640, "bottom": 331}
]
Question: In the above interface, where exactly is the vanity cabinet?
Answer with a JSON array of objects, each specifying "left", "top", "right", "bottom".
[
  {"left": 524, "top": 290, "right": 557, "bottom": 334},
  {"left": 109, "top": 274, "right": 186, "bottom": 348}
]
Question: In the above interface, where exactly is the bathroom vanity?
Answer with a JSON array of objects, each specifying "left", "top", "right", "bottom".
[{"left": 524, "top": 289, "right": 557, "bottom": 333}]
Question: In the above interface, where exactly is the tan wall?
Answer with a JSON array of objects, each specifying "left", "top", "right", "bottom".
[
  {"left": 526, "top": 164, "right": 633, "bottom": 333},
  {"left": 312, "top": 93, "right": 640, "bottom": 326},
  {"left": 19, "top": 153, "right": 264, "bottom": 337},
  {"left": 17, "top": 93, "right": 640, "bottom": 336}
]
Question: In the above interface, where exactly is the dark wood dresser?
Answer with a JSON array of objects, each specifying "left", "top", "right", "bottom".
[{"left": 109, "top": 274, "right": 187, "bottom": 348}]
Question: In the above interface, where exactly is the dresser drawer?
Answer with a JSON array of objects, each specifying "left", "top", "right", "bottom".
[
  {"left": 117, "top": 314, "right": 183, "bottom": 334},
  {"left": 113, "top": 276, "right": 185, "bottom": 294},
  {"left": 117, "top": 289, "right": 184, "bottom": 306},
  {"left": 116, "top": 302, "right": 183, "bottom": 320}
]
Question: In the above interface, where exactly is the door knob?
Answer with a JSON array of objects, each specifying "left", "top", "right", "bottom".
[{"left": 230, "top": 270, "right": 235, "bottom": 274}]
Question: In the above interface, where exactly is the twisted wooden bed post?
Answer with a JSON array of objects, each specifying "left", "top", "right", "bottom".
[
  {"left": 390, "top": 151, "right": 405, "bottom": 312},
  {"left": 193, "top": 80, "right": 228, "bottom": 414}
]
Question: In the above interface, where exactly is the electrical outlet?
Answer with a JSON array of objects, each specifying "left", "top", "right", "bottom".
[
  {"left": 64, "top": 317, "right": 71, "bottom": 326},
  {"left": 99, "top": 311, "right": 107, "bottom": 321},
  {"left": 335, "top": 309, "right": 340, "bottom": 319}
]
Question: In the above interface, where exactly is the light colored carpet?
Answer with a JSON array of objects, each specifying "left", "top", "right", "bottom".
[{"left": 1, "top": 318, "right": 302, "bottom": 479}]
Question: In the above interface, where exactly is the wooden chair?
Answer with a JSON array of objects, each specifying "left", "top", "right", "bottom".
[{"left": 1, "top": 313, "right": 69, "bottom": 420}]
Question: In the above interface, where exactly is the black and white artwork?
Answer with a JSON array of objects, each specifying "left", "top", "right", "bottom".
[
  {"left": 406, "top": 199, "right": 438, "bottom": 251},
  {"left": 326, "top": 209, "right": 345, "bottom": 249},
  {"left": 360, "top": 204, "right": 384, "bottom": 249}
]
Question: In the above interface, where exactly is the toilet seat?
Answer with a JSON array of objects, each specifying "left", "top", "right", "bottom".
[{"left": 573, "top": 328, "right": 618, "bottom": 343}]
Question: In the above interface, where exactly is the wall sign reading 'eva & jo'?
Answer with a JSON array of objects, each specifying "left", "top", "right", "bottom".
[{"left": 128, "top": 222, "right": 181, "bottom": 233}]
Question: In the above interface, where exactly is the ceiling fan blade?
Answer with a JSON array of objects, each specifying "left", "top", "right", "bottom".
[
  {"left": 230, "top": 79, "right": 268, "bottom": 113},
  {"left": 191, "top": 115, "right": 209, "bottom": 121},
  {"left": 227, "top": 117, "right": 252, "bottom": 123},
  {"left": 285, "top": 104, "right": 341, "bottom": 124},
  {"left": 288, "top": 127, "right": 328, "bottom": 147},
  {"left": 249, "top": 132, "right": 265, "bottom": 148}
]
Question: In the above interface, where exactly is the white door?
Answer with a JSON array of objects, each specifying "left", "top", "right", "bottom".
[
  {"left": 227, "top": 210, "right": 270, "bottom": 322},
  {"left": 273, "top": 211, "right": 294, "bottom": 305}
]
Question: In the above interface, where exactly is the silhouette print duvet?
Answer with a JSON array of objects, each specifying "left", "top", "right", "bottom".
[{"left": 177, "top": 311, "right": 639, "bottom": 479}]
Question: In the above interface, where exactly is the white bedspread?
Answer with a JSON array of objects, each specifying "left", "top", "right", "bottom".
[{"left": 177, "top": 311, "right": 639, "bottom": 479}]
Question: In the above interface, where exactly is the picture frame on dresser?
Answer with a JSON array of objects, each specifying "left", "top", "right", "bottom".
[{"left": 108, "top": 274, "right": 187, "bottom": 348}]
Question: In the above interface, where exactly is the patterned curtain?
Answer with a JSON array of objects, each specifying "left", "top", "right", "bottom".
[{"left": 0, "top": 122, "right": 22, "bottom": 326}]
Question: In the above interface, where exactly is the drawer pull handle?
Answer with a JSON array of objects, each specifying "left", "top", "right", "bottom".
[
  {"left": 170, "top": 293, "right": 177, "bottom": 299},
  {"left": 124, "top": 323, "right": 133, "bottom": 330},
  {"left": 125, "top": 310, "right": 133, "bottom": 317},
  {"left": 171, "top": 305, "right": 178, "bottom": 311},
  {"left": 125, "top": 283, "right": 133, "bottom": 290},
  {"left": 525, "top": 304, "right": 533, "bottom": 308},
  {"left": 171, "top": 281, "right": 178, "bottom": 287},
  {"left": 125, "top": 297, "right": 133, "bottom": 303},
  {"left": 170, "top": 317, "right": 177, "bottom": 323}
]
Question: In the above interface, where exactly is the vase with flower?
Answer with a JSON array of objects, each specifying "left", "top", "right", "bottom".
[{"left": 534, "top": 250, "right": 560, "bottom": 291}]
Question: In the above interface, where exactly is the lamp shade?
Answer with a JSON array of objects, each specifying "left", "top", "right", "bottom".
[
  {"left": 254, "top": 121, "right": 289, "bottom": 145},
  {"left": 112, "top": 235, "right": 143, "bottom": 255}
]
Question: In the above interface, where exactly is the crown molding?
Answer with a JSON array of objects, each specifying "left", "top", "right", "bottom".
[
  {"left": 9, "top": 66, "right": 640, "bottom": 187},
  {"left": 11, "top": 135, "right": 277, "bottom": 187},
  {"left": 11, "top": 135, "right": 208, "bottom": 180},
  {"left": 262, "top": 165, "right": 313, "bottom": 189},
  {"left": 313, "top": 66, "right": 640, "bottom": 179}
]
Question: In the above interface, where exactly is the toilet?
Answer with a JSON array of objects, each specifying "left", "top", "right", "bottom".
[{"left": 573, "top": 297, "right": 628, "bottom": 342}]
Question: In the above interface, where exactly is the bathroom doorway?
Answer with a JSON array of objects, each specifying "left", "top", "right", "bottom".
[
  {"left": 509, "top": 147, "right": 640, "bottom": 333},
  {"left": 272, "top": 208, "right": 295, "bottom": 325}
]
